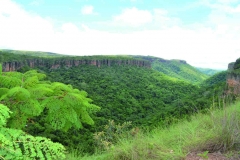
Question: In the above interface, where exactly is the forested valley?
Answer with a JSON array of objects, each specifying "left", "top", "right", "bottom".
[{"left": 0, "top": 50, "right": 238, "bottom": 160}]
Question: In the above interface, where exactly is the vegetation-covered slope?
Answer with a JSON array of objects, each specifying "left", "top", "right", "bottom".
[
  {"left": 44, "top": 64, "right": 199, "bottom": 127},
  {"left": 77, "top": 101, "right": 240, "bottom": 160},
  {"left": 196, "top": 67, "right": 223, "bottom": 76},
  {"left": 0, "top": 50, "right": 37, "bottom": 62},
  {"left": 133, "top": 56, "right": 209, "bottom": 83},
  {"left": 201, "top": 71, "right": 227, "bottom": 87},
  {"left": 0, "top": 49, "right": 230, "bottom": 158},
  {"left": 0, "top": 49, "right": 64, "bottom": 57}
]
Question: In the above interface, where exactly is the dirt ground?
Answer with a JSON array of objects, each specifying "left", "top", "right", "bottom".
[{"left": 185, "top": 152, "right": 240, "bottom": 160}]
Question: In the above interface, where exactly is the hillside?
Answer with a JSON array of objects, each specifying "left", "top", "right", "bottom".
[
  {"left": 0, "top": 50, "right": 228, "bottom": 157},
  {"left": 0, "top": 50, "right": 225, "bottom": 128},
  {"left": 0, "top": 49, "right": 64, "bottom": 57},
  {"left": 201, "top": 71, "right": 227, "bottom": 87},
  {"left": 37, "top": 59, "right": 225, "bottom": 155},
  {"left": 44, "top": 64, "right": 198, "bottom": 126},
  {"left": 76, "top": 101, "right": 240, "bottom": 160},
  {"left": 1, "top": 50, "right": 209, "bottom": 84},
  {"left": 133, "top": 56, "right": 209, "bottom": 83},
  {"left": 196, "top": 67, "right": 223, "bottom": 76}
]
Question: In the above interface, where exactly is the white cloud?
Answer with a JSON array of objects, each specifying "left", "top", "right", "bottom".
[
  {"left": 0, "top": 0, "right": 239, "bottom": 69},
  {"left": 113, "top": 7, "right": 152, "bottom": 27},
  {"left": 0, "top": 0, "right": 55, "bottom": 51},
  {"left": 81, "top": 5, "right": 94, "bottom": 15}
]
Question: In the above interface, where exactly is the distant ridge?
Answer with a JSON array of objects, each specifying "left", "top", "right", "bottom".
[
  {"left": 196, "top": 67, "right": 223, "bottom": 76},
  {"left": 132, "top": 55, "right": 208, "bottom": 83},
  {"left": 0, "top": 49, "right": 64, "bottom": 57},
  {"left": 1, "top": 49, "right": 208, "bottom": 83},
  {"left": 0, "top": 50, "right": 150, "bottom": 72}
]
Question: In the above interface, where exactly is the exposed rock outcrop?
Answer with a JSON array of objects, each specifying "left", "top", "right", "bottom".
[
  {"left": 2, "top": 58, "right": 151, "bottom": 72},
  {"left": 226, "top": 59, "right": 240, "bottom": 94},
  {"left": 228, "top": 62, "right": 235, "bottom": 71}
]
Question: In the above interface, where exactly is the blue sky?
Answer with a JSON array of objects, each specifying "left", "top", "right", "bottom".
[{"left": 0, "top": 0, "right": 240, "bottom": 69}]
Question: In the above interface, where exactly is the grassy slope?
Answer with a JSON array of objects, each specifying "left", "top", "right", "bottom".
[
  {"left": 71, "top": 101, "right": 240, "bottom": 160},
  {"left": 133, "top": 56, "right": 209, "bottom": 84}
]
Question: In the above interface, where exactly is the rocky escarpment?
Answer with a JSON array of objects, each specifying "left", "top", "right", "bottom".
[
  {"left": 226, "top": 58, "right": 240, "bottom": 94},
  {"left": 2, "top": 58, "right": 151, "bottom": 72}
]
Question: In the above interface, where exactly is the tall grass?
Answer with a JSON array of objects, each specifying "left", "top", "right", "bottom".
[{"left": 68, "top": 101, "right": 240, "bottom": 160}]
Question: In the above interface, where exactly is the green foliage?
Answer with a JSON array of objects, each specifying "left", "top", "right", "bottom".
[
  {"left": 0, "top": 104, "right": 66, "bottom": 160},
  {"left": 1, "top": 50, "right": 230, "bottom": 157},
  {"left": 93, "top": 120, "right": 132, "bottom": 151},
  {"left": 0, "top": 69, "right": 100, "bottom": 131},
  {"left": 0, "top": 65, "right": 101, "bottom": 159},
  {"left": 0, "top": 104, "right": 11, "bottom": 127},
  {"left": 39, "top": 62, "right": 227, "bottom": 155},
  {"left": 79, "top": 101, "right": 240, "bottom": 160},
  {"left": 45, "top": 65, "right": 198, "bottom": 128},
  {"left": 0, "top": 63, "right": 2, "bottom": 74},
  {"left": 0, "top": 75, "right": 22, "bottom": 88}
]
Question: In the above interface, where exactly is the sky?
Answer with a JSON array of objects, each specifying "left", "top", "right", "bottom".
[{"left": 0, "top": 0, "right": 240, "bottom": 69}]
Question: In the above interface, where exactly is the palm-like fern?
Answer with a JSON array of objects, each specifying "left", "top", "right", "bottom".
[
  {"left": 0, "top": 64, "right": 100, "bottom": 159},
  {"left": 0, "top": 104, "right": 65, "bottom": 160}
]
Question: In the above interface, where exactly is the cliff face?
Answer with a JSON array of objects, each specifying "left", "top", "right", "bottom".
[
  {"left": 2, "top": 58, "right": 151, "bottom": 72},
  {"left": 226, "top": 59, "right": 240, "bottom": 94}
]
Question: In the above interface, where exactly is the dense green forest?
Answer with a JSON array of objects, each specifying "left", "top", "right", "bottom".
[
  {"left": 0, "top": 50, "right": 233, "bottom": 159},
  {"left": 47, "top": 65, "right": 197, "bottom": 124},
  {"left": 201, "top": 71, "right": 227, "bottom": 87}
]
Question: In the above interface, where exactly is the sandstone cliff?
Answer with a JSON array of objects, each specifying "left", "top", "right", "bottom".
[{"left": 2, "top": 58, "right": 151, "bottom": 72}]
